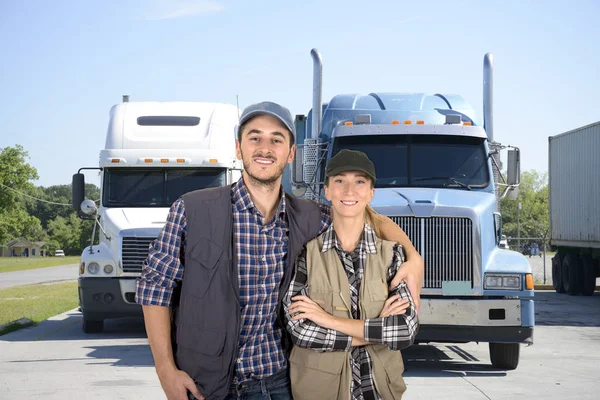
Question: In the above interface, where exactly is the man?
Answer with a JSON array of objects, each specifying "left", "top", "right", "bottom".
[{"left": 136, "top": 102, "right": 424, "bottom": 400}]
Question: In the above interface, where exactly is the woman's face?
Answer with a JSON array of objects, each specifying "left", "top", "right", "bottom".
[{"left": 324, "top": 171, "right": 374, "bottom": 219}]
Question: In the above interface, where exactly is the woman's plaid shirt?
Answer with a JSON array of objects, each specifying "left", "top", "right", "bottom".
[{"left": 283, "top": 223, "right": 419, "bottom": 400}]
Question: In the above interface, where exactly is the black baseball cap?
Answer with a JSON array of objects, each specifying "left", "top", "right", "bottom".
[
  {"left": 238, "top": 101, "right": 296, "bottom": 139},
  {"left": 325, "top": 149, "right": 376, "bottom": 182}
]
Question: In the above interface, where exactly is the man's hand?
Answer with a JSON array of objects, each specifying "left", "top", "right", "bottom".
[
  {"left": 157, "top": 367, "right": 204, "bottom": 400},
  {"left": 289, "top": 295, "right": 336, "bottom": 329},
  {"left": 390, "top": 256, "right": 424, "bottom": 314},
  {"left": 378, "top": 294, "right": 410, "bottom": 318}
]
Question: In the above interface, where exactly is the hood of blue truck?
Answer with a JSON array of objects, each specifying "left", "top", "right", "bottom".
[{"left": 370, "top": 187, "right": 496, "bottom": 217}]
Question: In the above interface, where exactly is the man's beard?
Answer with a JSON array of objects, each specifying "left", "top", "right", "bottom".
[{"left": 241, "top": 150, "right": 288, "bottom": 188}]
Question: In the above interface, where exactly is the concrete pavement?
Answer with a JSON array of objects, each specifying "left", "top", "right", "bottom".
[{"left": 0, "top": 290, "right": 599, "bottom": 399}]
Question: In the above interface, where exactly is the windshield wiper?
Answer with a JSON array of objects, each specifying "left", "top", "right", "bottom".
[{"left": 413, "top": 176, "right": 472, "bottom": 190}]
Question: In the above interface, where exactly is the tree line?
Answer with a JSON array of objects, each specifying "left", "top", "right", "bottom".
[
  {"left": 1, "top": 144, "right": 550, "bottom": 257},
  {"left": 0, "top": 145, "right": 99, "bottom": 256}
]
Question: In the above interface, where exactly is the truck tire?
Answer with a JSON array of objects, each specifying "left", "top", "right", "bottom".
[
  {"left": 562, "top": 254, "right": 581, "bottom": 296},
  {"left": 581, "top": 256, "right": 596, "bottom": 296},
  {"left": 552, "top": 255, "right": 565, "bottom": 293},
  {"left": 82, "top": 319, "right": 104, "bottom": 333},
  {"left": 489, "top": 343, "right": 520, "bottom": 370}
]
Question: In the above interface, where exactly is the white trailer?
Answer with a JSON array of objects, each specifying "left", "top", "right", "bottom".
[
  {"left": 549, "top": 121, "right": 600, "bottom": 296},
  {"left": 72, "top": 98, "right": 241, "bottom": 332}
]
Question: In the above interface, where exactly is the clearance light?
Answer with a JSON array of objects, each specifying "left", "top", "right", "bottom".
[
  {"left": 177, "top": 159, "right": 185, "bottom": 163},
  {"left": 344, "top": 121, "right": 353, "bottom": 126},
  {"left": 144, "top": 158, "right": 153, "bottom": 163},
  {"left": 209, "top": 159, "right": 218, "bottom": 163},
  {"left": 404, "top": 120, "right": 412, "bottom": 125},
  {"left": 80, "top": 262, "right": 85, "bottom": 274},
  {"left": 525, "top": 274, "right": 534, "bottom": 290},
  {"left": 416, "top": 120, "right": 425, "bottom": 125},
  {"left": 111, "top": 158, "right": 120, "bottom": 163},
  {"left": 391, "top": 120, "right": 400, "bottom": 124},
  {"left": 161, "top": 158, "right": 169, "bottom": 163},
  {"left": 463, "top": 121, "right": 472, "bottom": 126}
]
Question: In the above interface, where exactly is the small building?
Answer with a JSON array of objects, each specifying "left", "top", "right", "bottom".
[{"left": 1, "top": 238, "right": 47, "bottom": 257}]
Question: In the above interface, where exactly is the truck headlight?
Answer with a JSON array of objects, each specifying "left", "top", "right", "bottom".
[
  {"left": 484, "top": 273, "right": 521, "bottom": 290},
  {"left": 103, "top": 264, "right": 114, "bottom": 274},
  {"left": 88, "top": 262, "right": 100, "bottom": 274}
]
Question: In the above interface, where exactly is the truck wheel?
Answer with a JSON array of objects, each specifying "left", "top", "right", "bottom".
[
  {"left": 562, "top": 254, "right": 581, "bottom": 296},
  {"left": 581, "top": 256, "right": 596, "bottom": 296},
  {"left": 552, "top": 255, "right": 564, "bottom": 293},
  {"left": 82, "top": 319, "right": 104, "bottom": 333},
  {"left": 489, "top": 343, "right": 520, "bottom": 370}
]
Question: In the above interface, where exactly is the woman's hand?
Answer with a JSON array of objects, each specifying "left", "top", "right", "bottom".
[
  {"left": 378, "top": 294, "right": 410, "bottom": 318},
  {"left": 288, "top": 295, "right": 336, "bottom": 329},
  {"left": 390, "top": 257, "right": 424, "bottom": 314}
]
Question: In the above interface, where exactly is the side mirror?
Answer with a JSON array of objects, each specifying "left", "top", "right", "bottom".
[
  {"left": 291, "top": 114, "right": 307, "bottom": 188},
  {"left": 72, "top": 173, "right": 85, "bottom": 214},
  {"left": 291, "top": 146, "right": 305, "bottom": 186},
  {"left": 507, "top": 149, "right": 520, "bottom": 185},
  {"left": 506, "top": 186, "right": 519, "bottom": 200},
  {"left": 80, "top": 199, "right": 98, "bottom": 215}
]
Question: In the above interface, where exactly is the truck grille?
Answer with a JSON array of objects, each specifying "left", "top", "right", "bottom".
[
  {"left": 389, "top": 216, "right": 473, "bottom": 289},
  {"left": 121, "top": 237, "right": 155, "bottom": 273}
]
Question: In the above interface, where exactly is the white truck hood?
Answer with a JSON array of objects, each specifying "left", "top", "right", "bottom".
[{"left": 103, "top": 207, "right": 170, "bottom": 233}]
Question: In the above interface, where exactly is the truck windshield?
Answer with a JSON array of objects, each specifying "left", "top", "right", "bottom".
[
  {"left": 331, "top": 134, "right": 489, "bottom": 188},
  {"left": 102, "top": 168, "right": 227, "bottom": 207}
]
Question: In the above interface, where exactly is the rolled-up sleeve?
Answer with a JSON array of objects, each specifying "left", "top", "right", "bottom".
[
  {"left": 135, "top": 198, "right": 187, "bottom": 307},
  {"left": 363, "top": 244, "right": 419, "bottom": 350}
]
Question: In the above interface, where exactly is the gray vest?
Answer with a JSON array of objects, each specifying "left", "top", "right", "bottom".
[{"left": 173, "top": 184, "right": 322, "bottom": 400}]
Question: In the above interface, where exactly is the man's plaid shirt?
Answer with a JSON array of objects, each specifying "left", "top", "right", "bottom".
[
  {"left": 283, "top": 223, "right": 419, "bottom": 400},
  {"left": 136, "top": 178, "right": 330, "bottom": 383}
]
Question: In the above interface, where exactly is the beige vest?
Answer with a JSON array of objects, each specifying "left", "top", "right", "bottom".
[{"left": 289, "top": 234, "right": 407, "bottom": 400}]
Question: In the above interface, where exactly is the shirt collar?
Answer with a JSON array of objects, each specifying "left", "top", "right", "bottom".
[
  {"left": 232, "top": 177, "right": 287, "bottom": 220},
  {"left": 321, "top": 222, "right": 377, "bottom": 254}
]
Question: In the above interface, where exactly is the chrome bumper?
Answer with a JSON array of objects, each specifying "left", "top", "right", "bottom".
[{"left": 419, "top": 298, "right": 523, "bottom": 326}]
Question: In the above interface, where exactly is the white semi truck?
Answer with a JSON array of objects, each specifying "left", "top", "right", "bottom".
[{"left": 72, "top": 97, "right": 241, "bottom": 333}]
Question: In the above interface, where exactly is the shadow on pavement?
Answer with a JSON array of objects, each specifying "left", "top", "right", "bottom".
[
  {"left": 534, "top": 291, "right": 600, "bottom": 327},
  {"left": 1, "top": 310, "right": 148, "bottom": 342},
  {"left": 402, "top": 344, "right": 507, "bottom": 377},
  {"left": 82, "top": 343, "right": 155, "bottom": 367}
]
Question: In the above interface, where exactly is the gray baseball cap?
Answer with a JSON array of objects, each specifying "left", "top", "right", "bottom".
[{"left": 238, "top": 101, "right": 296, "bottom": 139}]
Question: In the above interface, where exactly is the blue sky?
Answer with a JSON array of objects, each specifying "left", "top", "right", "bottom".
[{"left": 1, "top": 0, "right": 598, "bottom": 188}]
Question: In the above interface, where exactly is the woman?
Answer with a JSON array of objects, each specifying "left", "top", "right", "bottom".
[{"left": 283, "top": 149, "right": 419, "bottom": 400}]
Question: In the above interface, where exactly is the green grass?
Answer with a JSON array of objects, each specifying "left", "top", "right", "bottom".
[
  {"left": 0, "top": 281, "right": 79, "bottom": 335},
  {"left": 0, "top": 256, "right": 80, "bottom": 273}
]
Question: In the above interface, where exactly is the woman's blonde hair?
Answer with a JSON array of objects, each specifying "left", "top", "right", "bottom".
[{"left": 365, "top": 204, "right": 384, "bottom": 238}]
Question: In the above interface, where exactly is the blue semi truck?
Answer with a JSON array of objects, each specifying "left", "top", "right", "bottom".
[{"left": 283, "top": 49, "right": 534, "bottom": 370}]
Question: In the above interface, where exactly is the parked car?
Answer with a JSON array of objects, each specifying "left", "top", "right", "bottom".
[
  {"left": 499, "top": 235, "right": 510, "bottom": 249},
  {"left": 54, "top": 250, "right": 65, "bottom": 257}
]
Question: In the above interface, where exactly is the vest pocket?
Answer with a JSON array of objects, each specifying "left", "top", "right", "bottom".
[
  {"left": 366, "top": 279, "right": 388, "bottom": 317},
  {"left": 289, "top": 346, "right": 346, "bottom": 400},
  {"left": 309, "top": 290, "right": 333, "bottom": 314},
  {"left": 185, "top": 239, "right": 224, "bottom": 299},
  {"left": 178, "top": 326, "right": 226, "bottom": 357},
  {"left": 382, "top": 350, "right": 407, "bottom": 399}
]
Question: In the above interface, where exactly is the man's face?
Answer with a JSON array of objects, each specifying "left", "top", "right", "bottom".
[
  {"left": 324, "top": 171, "right": 375, "bottom": 219},
  {"left": 236, "top": 114, "right": 295, "bottom": 186}
]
